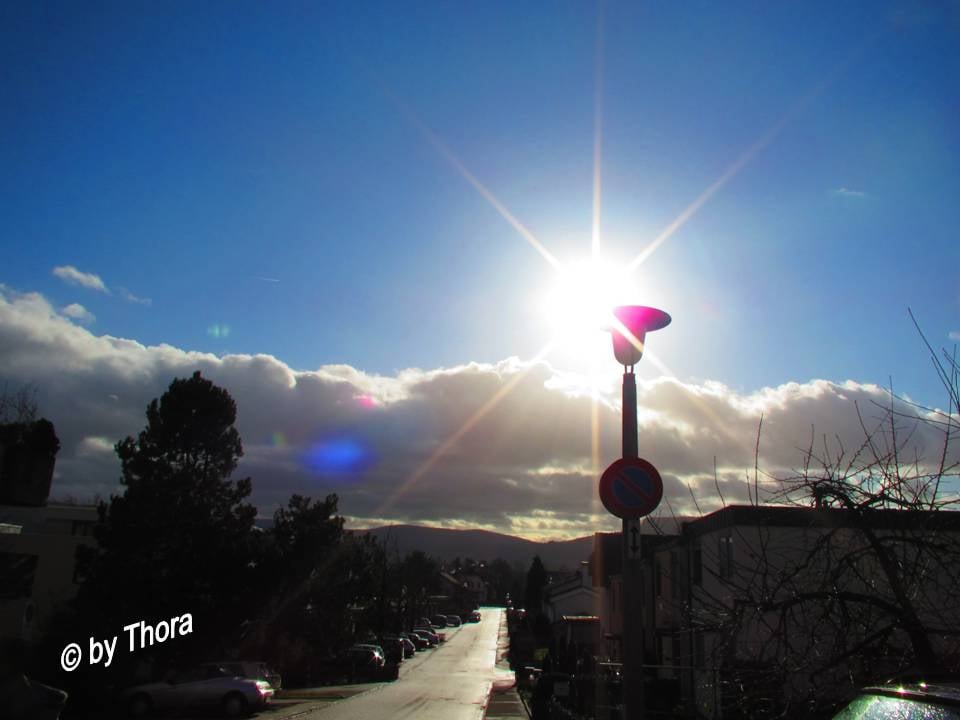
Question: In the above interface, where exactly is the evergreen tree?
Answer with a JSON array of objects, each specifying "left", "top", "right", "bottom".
[
  {"left": 525, "top": 555, "right": 547, "bottom": 615},
  {"left": 78, "top": 371, "right": 257, "bottom": 663}
]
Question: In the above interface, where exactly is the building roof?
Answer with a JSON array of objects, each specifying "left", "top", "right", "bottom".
[{"left": 680, "top": 504, "right": 960, "bottom": 538}]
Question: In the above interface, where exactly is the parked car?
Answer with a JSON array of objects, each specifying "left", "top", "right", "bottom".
[
  {"left": 123, "top": 664, "right": 274, "bottom": 718},
  {"left": 347, "top": 644, "right": 386, "bottom": 669},
  {"left": 412, "top": 627, "right": 441, "bottom": 645},
  {"left": 376, "top": 636, "right": 406, "bottom": 665},
  {"left": 199, "top": 660, "right": 282, "bottom": 690},
  {"left": 396, "top": 635, "right": 416, "bottom": 658},
  {"left": 831, "top": 683, "right": 960, "bottom": 719},
  {"left": 404, "top": 631, "right": 433, "bottom": 649},
  {"left": 445, "top": 614, "right": 462, "bottom": 626},
  {"left": 342, "top": 644, "right": 387, "bottom": 682},
  {"left": 469, "top": 610, "right": 482, "bottom": 622},
  {"left": 430, "top": 615, "right": 449, "bottom": 628}
]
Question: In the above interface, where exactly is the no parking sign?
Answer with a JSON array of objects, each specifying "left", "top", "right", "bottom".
[{"left": 598, "top": 457, "right": 663, "bottom": 519}]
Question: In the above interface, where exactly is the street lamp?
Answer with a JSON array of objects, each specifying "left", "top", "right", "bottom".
[
  {"left": 604, "top": 304, "right": 670, "bottom": 720},
  {"left": 610, "top": 306, "right": 671, "bottom": 367}
]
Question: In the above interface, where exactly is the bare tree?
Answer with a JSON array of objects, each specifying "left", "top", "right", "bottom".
[
  {"left": 0, "top": 382, "right": 38, "bottom": 423},
  {"left": 686, "top": 332, "right": 960, "bottom": 718}
]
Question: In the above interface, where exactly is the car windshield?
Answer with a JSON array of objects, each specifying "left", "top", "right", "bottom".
[{"left": 833, "top": 694, "right": 960, "bottom": 720}]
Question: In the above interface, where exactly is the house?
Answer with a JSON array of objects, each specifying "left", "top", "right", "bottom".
[
  {"left": 539, "top": 562, "right": 601, "bottom": 663},
  {"left": 438, "top": 569, "right": 487, "bottom": 611},
  {"left": 0, "top": 502, "right": 98, "bottom": 640},
  {"left": 643, "top": 505, "right": 960, "bottom": 719},
  {"left": 590, "top": 529, "right": 676, "bottom": 665}
]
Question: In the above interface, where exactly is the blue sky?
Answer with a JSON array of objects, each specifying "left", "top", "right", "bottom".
[{"left": 2, "top": 2, "right": 959, "bottom": 537}]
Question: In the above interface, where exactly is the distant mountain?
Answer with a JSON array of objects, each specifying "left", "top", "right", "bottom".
[{"left": 360, "top": 525, "right": 594, "bottom": 571}]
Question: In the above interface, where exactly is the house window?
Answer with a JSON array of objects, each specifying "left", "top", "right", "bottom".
[
  {"left": 655, "top": 560, "right": 663, "bottom": 597},
  {"left": 718, "top": 534, "right": 734, "bottom": 578}
]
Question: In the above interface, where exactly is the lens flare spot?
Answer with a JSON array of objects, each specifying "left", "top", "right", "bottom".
[
  {"left": 304, "top": 437, "right": 375, "bottom": 478},
  {"left": 207, "top": 324, "right": 231, "bottom": 339},
  {"left": 355, "top": 394, "right": 378, "bottom": 409}
]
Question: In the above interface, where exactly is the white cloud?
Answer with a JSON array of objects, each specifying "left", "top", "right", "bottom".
[
  {"left": 834, "top": 187, "right": 866, "bottom": 198},
  {"left": 0, "top": 286, "right": 955, "bottom": 540},
  {"left": 51, "top": 268, "right": 150, "bottom": 306},
  {"left": 52, "top": 265, "right": 109, "bottom": 293},
  {"left": 118, "top": 288, "right": 152, "bottom": 306},
  {"left": 950, "top": 331, "right": 960, "bottom": 342},
  {"left": 76, "top": 436, "right": 115, "bottom": 457},
  {"left": 60, "top": 303, "right": 96, "bottom": 324}
]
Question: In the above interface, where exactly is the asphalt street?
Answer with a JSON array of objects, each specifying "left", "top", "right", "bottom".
[
  {"left": 307, "top": 606, "right": 512, "bottom": 720},
  {"left": 225, "top": 606, "right": 513, "bottom": 720}
]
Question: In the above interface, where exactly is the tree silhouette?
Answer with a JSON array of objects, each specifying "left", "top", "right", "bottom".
[
  {"left": 77, "top": 371, "right": 257, "bottom": 665},
  {"left": 0, "top": 383, "right": 60, "bottom": 506},
  {"left": 525, "top": 555, "right": 547, "bottom": 616},
  {"left": 271, "top": 493, "right": 344, "bottom": 582}
]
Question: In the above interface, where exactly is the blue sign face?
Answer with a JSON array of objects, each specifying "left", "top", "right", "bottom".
[
  {"left": 612, "top": 464, "right": 660, "bottom": 508},
  {"left": 599, "top": 457, "right": 664, "bottom": 519}
]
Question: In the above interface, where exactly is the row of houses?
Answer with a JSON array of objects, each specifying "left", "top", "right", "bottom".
[{"left": 537, "top": 505, "right": 960, "bottom": 718}]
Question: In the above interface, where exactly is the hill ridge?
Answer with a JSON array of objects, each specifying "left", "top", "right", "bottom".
[{"left": 357, "top": 524, "right": 594, "bottom": 570}]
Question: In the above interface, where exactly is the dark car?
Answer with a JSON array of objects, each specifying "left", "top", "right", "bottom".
[
  {"left": 430, "top": 615, "right": 448, "bottom": 628},
  {"left": 411, "top": 627, "right": 440, "bottom": 645},
  {"left": 469, "top": 610, "right": 482, "bottom": 622},
  {"left": 346, "top": 644, "right": 386, "bottom": 670},
  {"left": 403, "top": 631, "right": 432, "bottom": 650},
  {"left": 376, "top": 636, "right": 406, "bottom": 665},
  {"left": 832, "top": 683, "right": 960, "bottom": 719},
  {"left": 445, "top": 614, "right": 462, "bottom": 626}
]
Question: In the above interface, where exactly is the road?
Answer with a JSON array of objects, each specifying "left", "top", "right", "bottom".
[{"left": 313, "top": 607, "right": 511, "bottom": 720}]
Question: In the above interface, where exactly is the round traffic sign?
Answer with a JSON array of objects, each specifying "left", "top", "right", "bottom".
[{"left": 599, "top": 457, "right": 663, "bottom": 519}]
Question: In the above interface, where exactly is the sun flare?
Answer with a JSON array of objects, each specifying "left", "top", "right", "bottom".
[{"left": 542, "top": 257, "right": 637, "bottom": 350}]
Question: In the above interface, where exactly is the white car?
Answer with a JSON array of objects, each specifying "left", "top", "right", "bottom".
[
  {"left": 123, "top": 664, "right": 273, "bottom": 717},
  {"left": 200, "top": 660, "right": 282, "bottom": 690}
]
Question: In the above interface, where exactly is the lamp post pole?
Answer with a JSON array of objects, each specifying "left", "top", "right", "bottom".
[
  {"left": 600, "top": 305, "right": 671, "bottom": 720},
  {"left": 621, "top": 366, "right": 642, "bottom": 720}
]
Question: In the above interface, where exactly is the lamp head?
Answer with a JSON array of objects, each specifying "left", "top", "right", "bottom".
[{"left": 609, "top": 305, "right": 671, "bottom": 366}]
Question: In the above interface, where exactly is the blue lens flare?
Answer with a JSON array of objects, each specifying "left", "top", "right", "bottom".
[{"left": 303, "top": 437, "right": 376, "bottom": 479}]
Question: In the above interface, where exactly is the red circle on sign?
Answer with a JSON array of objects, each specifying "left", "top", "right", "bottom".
[{"left": 598, "top": 457, "right": 663, "bottom": 519}]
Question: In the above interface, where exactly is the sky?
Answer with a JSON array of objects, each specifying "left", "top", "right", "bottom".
[{"left": 2, "top": 1, "right": 959, "bottom": 540}]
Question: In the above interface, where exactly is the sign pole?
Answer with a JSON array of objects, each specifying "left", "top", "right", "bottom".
[
  {"left": 600, "top": 305, "right": 670, "bottom": 720},
  {"left": 622, "top": 368, "right": 643, "bottom": 720}
]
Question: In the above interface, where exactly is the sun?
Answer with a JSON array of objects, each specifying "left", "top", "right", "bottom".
[{"left": 541, "top": 256, "right": 637, "bottom": 354}]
